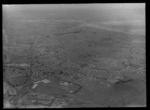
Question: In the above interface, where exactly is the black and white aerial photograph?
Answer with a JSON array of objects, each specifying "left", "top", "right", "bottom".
[{"left": 3, "top": 3, "right": 146, "bottom": 108}]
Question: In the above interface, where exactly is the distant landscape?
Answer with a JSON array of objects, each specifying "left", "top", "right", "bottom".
[{"left": 3, "top": 4, "right": 146, "bottom": 108}]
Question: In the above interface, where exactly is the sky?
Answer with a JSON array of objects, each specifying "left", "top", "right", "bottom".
[{"left": 3, "top": 3, "right": 145, "bottom": 23}]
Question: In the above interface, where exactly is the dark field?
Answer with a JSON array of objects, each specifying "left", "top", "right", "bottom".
[{"left": 3, "top": 4, "right": 145, "bottom": 108}]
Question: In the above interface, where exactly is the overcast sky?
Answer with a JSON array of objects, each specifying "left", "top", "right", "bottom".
[{"left": 3, "top": 4, "right": 145, "bottom": 23}]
